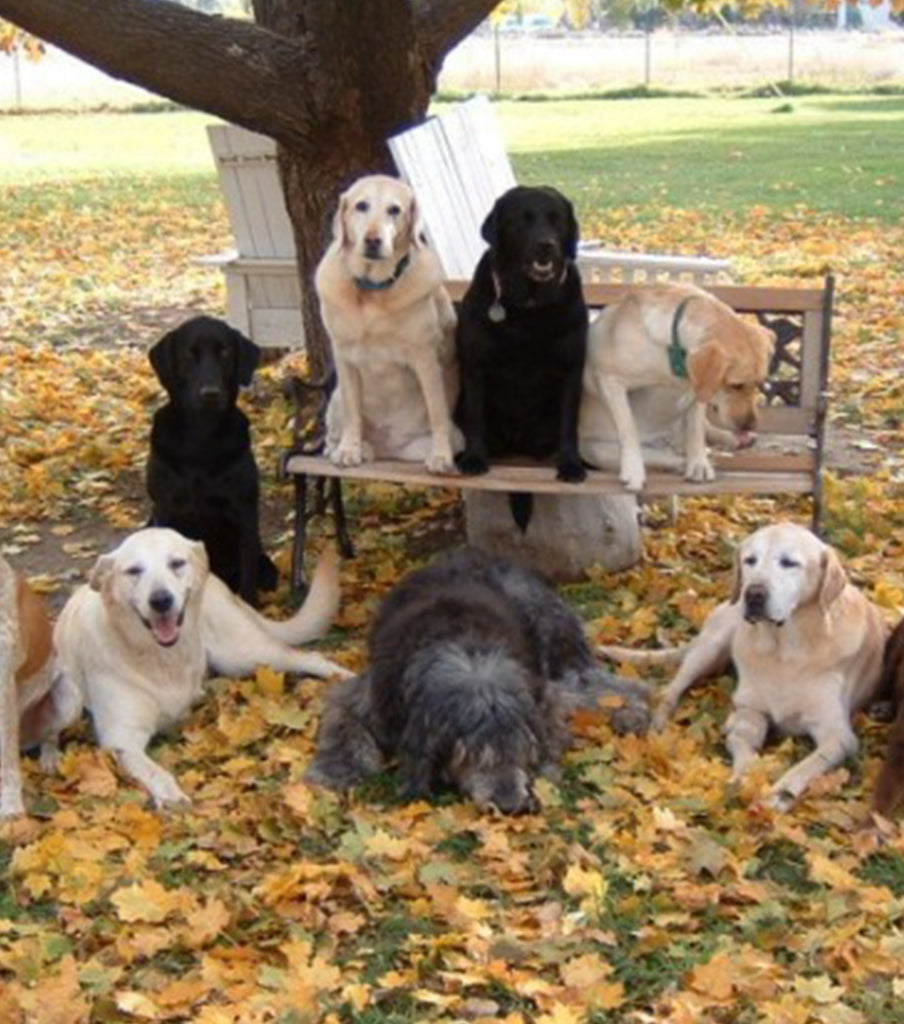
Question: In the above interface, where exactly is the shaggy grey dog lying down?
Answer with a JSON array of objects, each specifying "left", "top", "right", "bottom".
[{"left": 306, "top": 547, "right": 650, "bottom": 813}]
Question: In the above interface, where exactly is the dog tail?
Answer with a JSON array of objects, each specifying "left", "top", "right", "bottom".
[
  {"left": 264, "top": 545, "right": 341, "bottom": 646},
  {"left": 508, "top": 492, "right": 533, "bottom": 533},
  {"left": 597, "top": 643, "right": 687, "bottom": 667}
]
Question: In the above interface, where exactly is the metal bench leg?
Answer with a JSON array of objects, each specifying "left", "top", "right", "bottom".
[
  {"left": 811, "top": 475, "right": 824, "bottom": 538},
  {"left": 291, "top": 472, "right": 310, "bottom": 600},
  {"left": 330, "top": 478, "right": 355, "bottom": 558}
]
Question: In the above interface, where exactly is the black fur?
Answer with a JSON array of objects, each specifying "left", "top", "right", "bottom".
[
  {"left": 146, "top": 316, "right": 277, "bottom": 606},
  {"left": 454, "top": 186, "right": 589, "bottom": 528},
  {"left": 307, "top": 547, "right": 650, "bottom": 813}
]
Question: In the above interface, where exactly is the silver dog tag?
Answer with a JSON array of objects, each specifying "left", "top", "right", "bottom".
[{"left": 488, "top": 301, "right": 506, "bottom": 323}]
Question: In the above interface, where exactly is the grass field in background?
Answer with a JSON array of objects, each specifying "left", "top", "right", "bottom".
[{"left": 0, "top": 94, "right": 902, "bottom": 224}]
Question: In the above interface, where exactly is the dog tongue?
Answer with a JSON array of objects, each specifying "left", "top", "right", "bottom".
[
  {"left": 735, "top": 430, "right": 757, "bottom": 449},
  {"left": 151, "top": 616, "right": 180, "bottom": 646}
]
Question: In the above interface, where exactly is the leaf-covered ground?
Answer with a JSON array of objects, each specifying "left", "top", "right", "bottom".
[{"left": 3, "top": 170, "right": 904, "bottom": 1024}]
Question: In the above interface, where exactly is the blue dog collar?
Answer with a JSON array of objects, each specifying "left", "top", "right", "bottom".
[{"left": 354, "top": 253, "right": 411, "bottom": 291}]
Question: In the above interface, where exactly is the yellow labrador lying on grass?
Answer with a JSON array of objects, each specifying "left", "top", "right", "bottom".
[
  {"left": 582, "top": 284, "right": 774, "bottom": 491},
  {"left": 50, "top": 528, "right": 347, "bottom": 808},
  {"left": 316, "top": 174, "right": 460, "bottom": 473},
  {"left": 600, "top": 523, "right": 887, "bottom": 809}
]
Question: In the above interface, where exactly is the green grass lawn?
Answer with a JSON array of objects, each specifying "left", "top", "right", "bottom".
[
  {"left": 501, "top": 94, "right": 904, "bottom": 223},
  {"left": 1, "top": 95, "right": 901, "bottom": 223}
]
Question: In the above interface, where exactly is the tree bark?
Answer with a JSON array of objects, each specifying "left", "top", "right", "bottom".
[{"left": 0, "top": 0, "right": 499, "bottom": 371}]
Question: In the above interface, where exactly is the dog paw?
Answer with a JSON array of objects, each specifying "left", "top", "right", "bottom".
[
  {"left": 0, "top": 795, "right": 26, "bottom": 820},
  {"left": 331, "top": 440, "right": 364, "bottom": 467},
  {"left": 39, "top": 748, "right": 60, "bottom": 775},
  {"left": 149, "top": 775, "right": 192, "bottom": 809},
  {"left": 765, "top": 786, "right": 796, "bottom": 812},
  {"left": 426, "top": 445, "right": 456, "bottom": 475},
  {"left": 650, "top": 702, "right": 674, "bottom": 732},
  {"left": 556, "top": 458, "right": 587, "bottom": 483},
  {"left": 456, "top": 450, "right": 489, "bottom": 476},
  {"left": 685, "top": 457, "right": 716, "bottom": 483},
  {"left": 619, "top": 454, "right": 645, "bottom": 492}
]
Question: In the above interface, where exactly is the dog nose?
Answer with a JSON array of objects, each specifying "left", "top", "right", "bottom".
[
  {"left": 363, "top": 235, "right": 383, "bottom": 258},
  {"left": 149, "top": 590, "right": 174, "bottom": 615},
  {"left": 199, "top": 385, "right": 224, "bottom": 405},
  {"left": 739, "top": 412, "right": 757, "bottom": 431},
  {"left": 744, "top": 583, "right": 768, "bottom": 615},
  {"left": 535, "top": 239, "right": 557, "bottom": 261},
  {"left": 492, "top": 785, "right": 533, "bottom": 816}
]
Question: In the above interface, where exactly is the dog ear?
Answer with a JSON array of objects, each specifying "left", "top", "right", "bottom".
[
  {"left": 408, "top": 193, "right": 428, "bottom": 250},
  {"left": 730, "top": 545, "right": 743, "bottom": 604},
  {"left": 148, "top": 325, "right": 184, "bottom": 392},
  {"left": 88, "top": 553, "right": 116, "bottom": 593},
  {"left": 480, "top": 197, "right": 501, "bottom": 248},
  {"left": 331, "top": 191, "right": 351, "bottom": 248},
  {"left": 818, "top": 547, "right": 847, "bottom": 610},
  {"left": 687, "top": 344, "right": 730, "bottom": 404},
  {"left": 188, "top": 539, "right": 210, "bottom": 585},
  {"left": 231, "top": 327, "right": 261, "bottom": 387},
  {"left": 562, "top": 195, "right": 579, "bottom": 261}
]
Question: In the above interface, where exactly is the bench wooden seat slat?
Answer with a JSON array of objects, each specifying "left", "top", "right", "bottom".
[{"left": 282, "top": 454, "right": 815, "bottom": 498}]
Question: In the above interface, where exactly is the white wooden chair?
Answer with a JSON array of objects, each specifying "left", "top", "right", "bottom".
[
  {"left": 201, "top": 124, "right": 304, "bottom": 348},
  {"left": 387, "top": 95, "right": 733, "bottom": 285}
]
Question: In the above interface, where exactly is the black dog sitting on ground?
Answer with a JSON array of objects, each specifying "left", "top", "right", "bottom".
[
  {"left": 146, "top": 316, "right": 277, "bottom": 606},
  {"left": 455, "top": 186, "right": 589, "bottom": 529},
  {"left": 306, "top": 547, "right": 650, "bottom": 813}
]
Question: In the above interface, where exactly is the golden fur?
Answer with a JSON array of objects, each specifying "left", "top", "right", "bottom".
[
  {"left": 316, "top": 175, "right": 460, "bottom": 472},
  {"left": 581, "top": 284, "right": 774, "bottom": 491}
]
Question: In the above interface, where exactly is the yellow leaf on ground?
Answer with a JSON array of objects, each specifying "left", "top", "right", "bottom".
[
  {"left": 689, "top": 951, "right": 736, "bottom": 1001},
  {"left": 111, "top": 879, "right": 185, "bottom": 924}
]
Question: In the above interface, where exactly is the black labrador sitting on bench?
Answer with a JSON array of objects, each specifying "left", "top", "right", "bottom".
[
  {"left": 455, "top": 185, "right": 588, "bottom": 529},
  {"left": 146, "top": 316, "right": 277, "bottom": 606}
]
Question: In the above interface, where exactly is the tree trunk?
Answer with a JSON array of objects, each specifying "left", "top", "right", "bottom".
[{"left": 254, "top": 0, "right": 434, "bottom": 377}]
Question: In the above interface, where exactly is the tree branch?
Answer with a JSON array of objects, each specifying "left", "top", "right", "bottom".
[
  {"left": 0, "top": 0, "right": 318, "bottom": 144},
  {"left": 413, "top": 0, "right": 499, "bottom": 70}
]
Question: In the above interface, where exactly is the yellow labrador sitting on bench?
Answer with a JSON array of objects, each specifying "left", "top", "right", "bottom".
[
  {"left": 316, "top": 175, "right": 460, "bottom": 473},
  {"left": 582, "top": 284, "right": 774, "bottom": 491},
  {"left": 52, "top": 529, "right": 347, "bottom": 807},
  {"left": 600, "top": 523, "right": 887, "bottom": 809}
]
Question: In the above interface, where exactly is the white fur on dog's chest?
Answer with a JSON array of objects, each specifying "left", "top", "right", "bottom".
[{"left": 732, "top": 631, "right": 842, "bottom": 735}]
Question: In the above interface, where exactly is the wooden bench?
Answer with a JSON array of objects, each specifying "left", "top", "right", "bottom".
[{"left": 280, "top": 276, "right": 834, "bottom": 594}]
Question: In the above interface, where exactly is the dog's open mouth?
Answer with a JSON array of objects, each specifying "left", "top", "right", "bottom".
[
  {"left": 743, "top": 609, "right": 785, "bottom": 627},
  {"left": 525, "top": 259, "right": 558, "bottom": 283},
  {"left": 141, "top": 606, "right": 186, "bottom": 647}
]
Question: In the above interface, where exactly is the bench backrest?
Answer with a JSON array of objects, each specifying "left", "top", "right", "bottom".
[{"left": 445, "top": 278, "right": 833, "bottom": 440}]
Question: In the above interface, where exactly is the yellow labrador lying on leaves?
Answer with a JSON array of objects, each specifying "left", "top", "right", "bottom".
[
  {"left": 50, "top": 528, "right": 347, "bottom": 808},
  {"left": 600, "top": 523, "right": 887, "bottom": 809},
  {"left": 582, "top": 284, "right": 774, "bottom": 491},
  {"left": 316, "top": 174, "right": 460, "bottom": 473}
]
